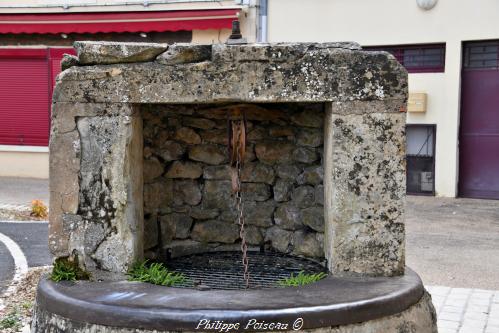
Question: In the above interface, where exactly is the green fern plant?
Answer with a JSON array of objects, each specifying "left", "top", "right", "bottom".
[
  {"left": 127, "top": 261, "right": 186, "bottom": 287},
  {"left": 50, "top": 258, "right": 90, "bottom": 282},
  {"left": 278, "top": 271, "right": 327, "bottom": 287}
]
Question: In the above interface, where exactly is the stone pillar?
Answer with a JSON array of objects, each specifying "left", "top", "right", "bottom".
[
  {"left": 49, "top": 102, "right": 143, "bottom": 275},
  {"left": 323, "top": 100, "right": 406, "bottom": 277}
]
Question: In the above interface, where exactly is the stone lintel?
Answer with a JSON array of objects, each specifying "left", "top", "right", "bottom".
[
  {"left": 53, "top": 43, "right": 407, "bottom": 105},
  {"left": 324, "top": 101, "right": 406, "bottom": 277}
]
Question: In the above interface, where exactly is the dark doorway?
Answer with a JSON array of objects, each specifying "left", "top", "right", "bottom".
[
  {"left": 459, "top": 40, "right": 499, "bottom": 200},
  {"left": 406, "top": 125, "right": 436, "bottom": 195}
]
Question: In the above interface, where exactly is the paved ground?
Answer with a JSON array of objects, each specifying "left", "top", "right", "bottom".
[
  {"left": 428, "top": 285, "right": 499, "bottom": 333},
  {"left": 406, "top": 196, "right": 499, "bottom": 290},
  {"left": 0, "top": 177, "right": 48, "bottom": 209},
  {"left": 0, "top": 241, "right": 14, "bottom": 295},
  {"left": 0, "top": 222, "right": 51, "bottom": 295}
]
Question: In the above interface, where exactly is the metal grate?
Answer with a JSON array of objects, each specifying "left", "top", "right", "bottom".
[
  {"left": 164, "top": 251, "right": 327, "bottom": 290},
  {"left": 365, "top": 44, "right": 446, "bottom": 73},
  {"left": 463, "top": 40, "right": 499, "bottom": 70}
]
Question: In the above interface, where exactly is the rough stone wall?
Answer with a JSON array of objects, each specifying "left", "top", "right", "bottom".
[
  {"left": 142, "top": 103, "right": 325, "bottom": 260},
  {"left": 48, "top": 41, "right": 409, "bottom": 277}
]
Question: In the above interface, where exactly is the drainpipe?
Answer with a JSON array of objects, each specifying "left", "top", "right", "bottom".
[{"left": 258, "top": 0, "right": 268, "bottom": 43}]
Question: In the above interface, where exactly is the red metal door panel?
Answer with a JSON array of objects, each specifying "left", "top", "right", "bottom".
[
  {"left": 459, "top": 69, "right": 499, "bottom": 199},
  {"left": 0, "top": 52, "right": 50, "bottom": 146}
]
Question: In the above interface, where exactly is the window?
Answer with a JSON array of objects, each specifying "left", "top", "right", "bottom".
[
  {"left": 365, "top": 44, "right": 446, "bottom": 73},
  {"left": 406, "top": 125, "right": 436, "bottom": 195},
  {"left": 463, "top": 41, "right": 499, "bottom": 70}
]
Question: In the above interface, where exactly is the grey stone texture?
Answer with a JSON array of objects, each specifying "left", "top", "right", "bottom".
[
  {"left": 31, "top": 292, "right": 437, "bottom": 333},
  {"left": 324, "top": 104, "right": 406, "bottom": 277},
  {"left": 49, "top": 41, "right": 408, "bottom": 278},
  {"left": 53, "top": 42, "right": 407, "bottom": 104},
  {"left": 142, "top": 103, "right": 325, "bottom": 260},
  {"left": 74, "top": 41, "right": 168, "bottom": 65}
]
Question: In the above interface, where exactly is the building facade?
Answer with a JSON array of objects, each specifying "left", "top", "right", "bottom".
[
  {"left": 267, "top": 0, "right": 499, "bottom": 199},
  {"left": 0, "top": 0, "right": 258, "bottom": 179},
  {"left": 1, "top": 0, "right": 498, "bottom": 200}
]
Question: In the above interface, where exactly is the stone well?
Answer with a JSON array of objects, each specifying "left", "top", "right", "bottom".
[{"left": 32, "top": 41, "right": 437, "bottom": 333}]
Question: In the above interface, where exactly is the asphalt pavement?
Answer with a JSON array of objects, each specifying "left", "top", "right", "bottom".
[
  {"left": 0, "top": 222, "right": 51, "bottom": 295},
  {"left": 0, "top": 241, "right": 14, "bottom": 295}
]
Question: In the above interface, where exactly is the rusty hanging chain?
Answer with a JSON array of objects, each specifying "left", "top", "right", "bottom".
[
  {"left": 228, "top": 109, "right": 250, "bottom": 289},
  {"left": 234, "top": 138, "right": 250, "bottom": 289}
]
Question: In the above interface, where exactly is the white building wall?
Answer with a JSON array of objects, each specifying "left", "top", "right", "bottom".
[{"left": 267, "top": 0, "right": 499, "bottom": 197}]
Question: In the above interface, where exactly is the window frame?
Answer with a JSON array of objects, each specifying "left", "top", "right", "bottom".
[{"left": 365, "top": 44, "right": 446, "bottom": 74}]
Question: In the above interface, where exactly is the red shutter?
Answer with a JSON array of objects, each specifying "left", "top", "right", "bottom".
[{"left": 0, "top": 49, "right": 50, "bottom": 146}]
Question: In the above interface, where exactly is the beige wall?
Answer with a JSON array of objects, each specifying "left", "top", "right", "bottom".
[
  {"left": 0, "top": 149, "right": 49, "bottom": 179},
  {"left": 267, "top": 0, "right": 499, "bottom": 197}
]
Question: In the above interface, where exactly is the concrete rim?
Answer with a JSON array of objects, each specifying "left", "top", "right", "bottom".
[{"left": 35, "top": 267, "right": 424, "bottom": 331}]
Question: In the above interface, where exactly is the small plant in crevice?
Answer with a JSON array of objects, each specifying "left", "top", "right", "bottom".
[
  {"left": 277, "top": 271, "right": 327, "bottom": 287},
  {"left": 50, "top": 258, "right": 90, "bottom": 282},
  {"left": 127, "top": 261, "right": 186, "bottom": 287},
  {"left": 0, "top": 310, "right": 22, "bottom": 330},
  {"left": 30, "top": 199, "right": 48, "bottom": 219}
]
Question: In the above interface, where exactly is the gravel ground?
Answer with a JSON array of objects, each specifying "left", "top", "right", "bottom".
[
  {"left": 0, "top": 209, "right": 45, "bottom": 222},
  {"left": 0, "top": 267, "right": 51, "bottom": 333}
]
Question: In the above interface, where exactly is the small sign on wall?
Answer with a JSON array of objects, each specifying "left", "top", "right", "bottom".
[{"left": 408, "top": 93, "right": 427, "bottom": 113}]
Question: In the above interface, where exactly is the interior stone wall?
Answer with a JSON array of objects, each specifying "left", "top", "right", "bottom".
[{"left": 142, "top": 103, "right": 325, "bottom": 261}]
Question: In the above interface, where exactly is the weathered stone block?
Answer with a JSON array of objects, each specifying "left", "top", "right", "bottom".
[
  {"left": 293, "top": 230, "right": 323, "bottom": 258},
  {"left": 324, "top": 103, "right": 406, "bottom": 276},
  {"left": 191, "top": 220, "right": 239, "bottom": 244},
  {"left": 182, "top": 116, "right": 216, "bottom": 129},
  {"left": 274, "top": 204, "right": 303, "bottom": 231},
  {"left": 158, "top": 141, "right": 185, "bottom": 161},
  {"left": 244, "top": 201, "right": 275, "bottom": 227},
  {"left": 264, "top": 226, "right": 293, "bottom": 253},
  {"left": 298, "top": 166, "right": 324, "bottom": 185},
  {"left": 174, "top": 127, "right": 201, "bottom": 144},
  {"left": 245, "top": 226, "right": 264, "bottom": 245},
  {"left": 203, "top": 165, "right": 231, "bottom": 180},
  {"left": 188, "top": 145, "right": 227, "bottom": 165},
  {"left": 273, "top": 179, "right": 293, "bottom": 202},
  {"left": 297, "top": 128, "right": 324, "bottom": 147},
  {"left": 255, "top": 141, "right": 294, "bottom": 164},
  {"left": 172, "top": 180, "right": 202, "bottom": 206},
  {"left": 240, "top": 163, "right": 275, "bottom": 184},
  {"left": 291, "top": 185, "right": 316, "bottom": 208},
  {"left": 275, "top": 164, "right": 302, "bottom": 180},
  {"left": 302, "top": 207, "right": 325, "bottom": 232},
  {"left": 156, "top": 43, "right": 211, "bottom": 65},
  {"left": 241, "top": 183, "right": 271, "bottom": 202},
  {"left": 293, "top": 147, "right": 319, "bottom": 163},
  {"left": 202, "top": 180, "right": 232, "bottom": 210},
  {"left": 143, "top": 157, "right": 164, "bottom": 183},
  {"left": 165, "top": 161, "right": 202, "bottom": 179},
  {"left": 75, "top": 41, "right": 168, "bottom": 65}
]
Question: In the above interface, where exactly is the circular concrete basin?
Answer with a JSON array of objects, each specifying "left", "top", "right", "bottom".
[{"left": 35, "top": 268, "right": 424, "bottom": 331}]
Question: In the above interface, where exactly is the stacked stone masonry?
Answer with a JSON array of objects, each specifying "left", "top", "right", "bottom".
[
  {"left": 142, "top": 103, "right": 326, "bottom": 260},
  {"left": 49, "top": 41, "right": 408, "bottom": 278}
]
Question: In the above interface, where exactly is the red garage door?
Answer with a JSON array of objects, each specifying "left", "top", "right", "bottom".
[
  {"left": 0, "top": 47, "right": 75, "bottom": 147},
  {"left": 0, "top": 49, "right": 49, "bottom": 146},
  {"left": 459, "top": 41, "right": 499, "bottom": 199}
]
